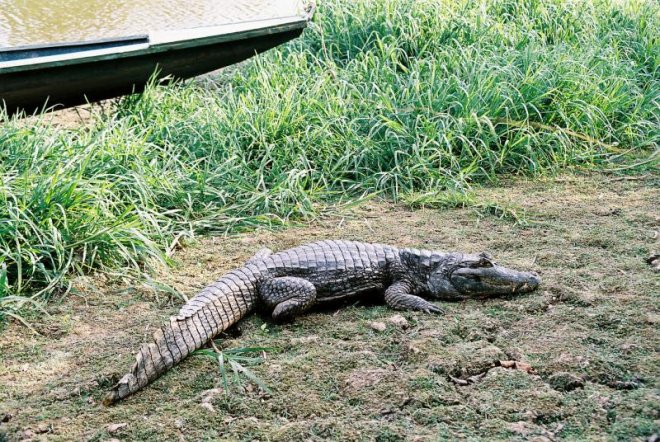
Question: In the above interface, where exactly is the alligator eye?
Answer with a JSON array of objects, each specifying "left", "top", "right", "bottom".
[
  {"left": 469, "top": 259, "right": 492, "bottom": 268},
  {"left": 468, "top": 257, "right": 494, "bottom": 269}
]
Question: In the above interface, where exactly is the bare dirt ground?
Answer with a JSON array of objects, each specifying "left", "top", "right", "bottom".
[{"left": 0, "top": 173, "right": 658, "bottom": 441}]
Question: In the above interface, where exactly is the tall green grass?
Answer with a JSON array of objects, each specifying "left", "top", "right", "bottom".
[{"left": 0, "top": 0, "right": 658, "bottom": 320}]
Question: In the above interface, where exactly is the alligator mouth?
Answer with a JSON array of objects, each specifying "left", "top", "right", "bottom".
[{"left": 451, "top": 268, "right": 541, "bottom": 296}]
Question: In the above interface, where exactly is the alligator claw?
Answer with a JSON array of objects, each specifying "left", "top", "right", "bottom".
[{"left": 426, "top": 305, "right": 445, "bottom": 315}]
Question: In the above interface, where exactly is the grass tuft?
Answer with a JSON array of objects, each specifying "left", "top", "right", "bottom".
[
  {"left": 194, "top": 345, "right": 273, "bottom": 393},
  {"left": 404, "top": 190, "right": 529, "bottom": 225}
]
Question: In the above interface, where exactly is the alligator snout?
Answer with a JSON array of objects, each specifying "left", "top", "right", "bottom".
[{"left": 516, "top": 271, "right": 541, "bottom": 293}]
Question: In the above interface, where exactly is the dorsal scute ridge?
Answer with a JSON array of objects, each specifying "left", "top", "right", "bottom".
[{"left": 176, "top": 281, "right": 228, "bottom": 319}]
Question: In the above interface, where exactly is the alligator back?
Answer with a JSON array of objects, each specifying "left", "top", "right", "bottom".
[{"left": 261, "top": 240, "right": 399, "bottom": 300}]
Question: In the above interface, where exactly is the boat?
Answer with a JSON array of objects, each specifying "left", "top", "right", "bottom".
[{"left": 0, "top": 9, "right": 313, "bottom": 117}]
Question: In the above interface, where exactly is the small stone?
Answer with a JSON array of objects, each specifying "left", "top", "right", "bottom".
[
  {"left": 23, "top": 429, "right": 36, "bottom": 439},
  {"left": 500, "top": 360, "right": 516, "bottom": 369},
  {"left": 595, "top": 395, "right": 610, "bottom": 408},
  {"left": 388, "top": 314, "right": 409, "bottom": 329},
  {"left": 523, "top": 410, "right": 538, "bottom": 421},
  {"left": 200, "top": 388, "right": 222, "bottom": 413},
  {"left": 1, "top": 413, "right": 12, "bottom": 423},
  {"left": 646, "top": 253, "right": 660, "bottom": 272},
  {"left": 594, "top": 207, "right": 621, "bottom": 217},
  {"left": 620, "top": 343, "right": 638, "bottom": 353},
  {"left": 406, "top": 343, "right": 421, "bottom": 354},
  {"left": 268, "top": 364, "right": 282, "bottom": 375},
  {"left": 200, "top": 402, "right": 215, "bottom": 413},
  {"left": 290, "top": 335, "right": 319, "bottom": 345},
  {"left": 174, "top": 418, "right": 184, "bottom": 429},
  {"left": 505, "top": 347, "right": 524, "bottom": 361},
  {"left": 499, "top": 360, "right": 535, "bottom": 373},
  {"left": 35, "top": 423, "right": 50, "bottom": 434},
  {"left": 646, "top": 313, "right": 660, "bottom": 325},
  {"left": 107, "top": 423, "right": 127, "bottom": 434},
  {"left": 548, "top": 372, "right": 584, "bottom": 392},
  {"left": 370, "top": 322, "right": 387, "bottom": 332},
  {"left": 50, "top": 388, "right": 68, "bottom": 401},
  {"left": 508, "top": 421, "right": 532, "bottom": 435},
  {"left": 514, "top": 361, "right": 535, "bottom": 374}
]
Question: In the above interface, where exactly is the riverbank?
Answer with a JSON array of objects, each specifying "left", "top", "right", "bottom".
[
  {"left": 0, "top": 173, "right": 657, "bottom": 440},
  {"left": 1, "top": 0, "right": 657, "bottom": 320}
]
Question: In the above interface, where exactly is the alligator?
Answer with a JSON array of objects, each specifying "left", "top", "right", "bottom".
[{"left": 104, "top": 240, "right": 540, "bottom": 404}]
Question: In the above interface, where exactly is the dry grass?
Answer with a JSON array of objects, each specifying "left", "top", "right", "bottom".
[{"left": 0, "top": 173, "right": 658, "bottom": 441}]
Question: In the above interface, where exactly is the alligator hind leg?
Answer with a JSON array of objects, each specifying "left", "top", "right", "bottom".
[
  {"left": 385, "top": 281, "right": 444, "bottom": 314},
  {"left": 259, "top": 277, "right": 317, "bottom": 321}
]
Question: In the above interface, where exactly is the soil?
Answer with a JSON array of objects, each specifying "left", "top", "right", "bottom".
[{"left": 0, "top": 173, "right": 658, "bottom": 441}]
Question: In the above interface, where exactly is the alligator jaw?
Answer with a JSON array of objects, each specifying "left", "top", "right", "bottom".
[{"left": 449, "top": 265, "right": 541, "bottom": 297}]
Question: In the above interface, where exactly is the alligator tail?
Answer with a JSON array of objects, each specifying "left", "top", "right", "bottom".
[{"left": 104, "top": 269, "right": 258, "bottom": 405}]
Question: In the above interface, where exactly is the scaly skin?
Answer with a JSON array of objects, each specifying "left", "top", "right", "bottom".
[{"left": 104, "top": 240, "right": 540, "bottom": 404}]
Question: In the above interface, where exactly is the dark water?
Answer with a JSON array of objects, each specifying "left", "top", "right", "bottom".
[{"left": 0, "top": 0, "right": 304, "bottom": 47}]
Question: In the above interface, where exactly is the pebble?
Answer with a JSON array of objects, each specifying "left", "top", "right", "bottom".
[
  {"left": 107, "top": 423, "right": 127, "bottom": 434},
  {"left": 388, "top": 314, "right": 409, "bottom": 329},
  {"left": 290, "top": 335, "right": 320, "bottom": 344},
  {"left": 200, "top": 402, "right": 215, "bottom": 413}
]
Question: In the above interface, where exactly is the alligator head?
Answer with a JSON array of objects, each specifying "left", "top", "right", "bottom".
[{"left": 402, "top": 249, "right": 541, "bottom": 300}]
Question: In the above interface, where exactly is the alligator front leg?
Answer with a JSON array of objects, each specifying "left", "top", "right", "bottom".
[
  {"left": 385, "top": 281, "right": 444, "bottom": 314},
  {"left": 259, "top": 277, "right": 317, "bottom": 321}
]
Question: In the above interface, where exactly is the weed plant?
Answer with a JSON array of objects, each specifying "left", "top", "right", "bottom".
[
  {"left": 194, "top": 345, "right": 273, "bottom": 393},
  {"left": 0, "top": 0, "right": 657, "bottom": 318}
]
